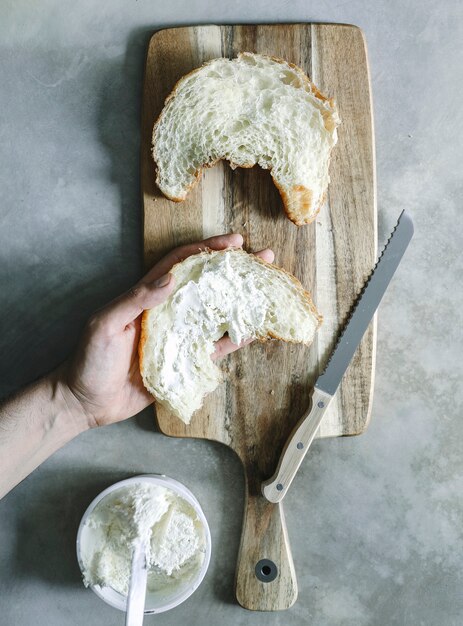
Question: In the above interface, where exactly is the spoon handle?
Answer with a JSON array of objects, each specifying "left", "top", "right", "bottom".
[{"left": 125, "top": 541, "right": 148, "bottom": 626}]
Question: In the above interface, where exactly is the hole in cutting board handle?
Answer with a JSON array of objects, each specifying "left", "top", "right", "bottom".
[{"left": 255, "top": 559, "right": 278, "bottom": 583}]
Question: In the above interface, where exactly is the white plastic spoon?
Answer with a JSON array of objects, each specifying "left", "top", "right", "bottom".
[{"left": 125, "top": 540, "right": 148, "bottom": 626}]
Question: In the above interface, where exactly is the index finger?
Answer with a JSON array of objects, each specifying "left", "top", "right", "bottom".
[{"left": 141, "top": 233, "right": 244, "bottom": 283}]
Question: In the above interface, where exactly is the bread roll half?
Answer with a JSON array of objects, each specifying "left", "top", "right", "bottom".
[
  {"left": 139, "top": 249, "right": 322, "bottom": 424},
  {"left": 152, "top": 53, "right": 340, "bottom": 225}
]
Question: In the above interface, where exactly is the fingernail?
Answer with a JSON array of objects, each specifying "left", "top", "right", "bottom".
[{"left": 153, "top": 273, "right": 171, "bottom": 288}]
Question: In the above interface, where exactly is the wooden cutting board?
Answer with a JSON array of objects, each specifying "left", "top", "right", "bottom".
[{"left": 141, "top": 23, "right": 376, "bottom": 611}]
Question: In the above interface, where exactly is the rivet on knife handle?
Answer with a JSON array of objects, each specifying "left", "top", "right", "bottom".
[
  {"left": 262, "top": 210, "right": 414, "bottom": 504},
  {"left": 262, "top": 386, "right": 333, "bottom": 503}
]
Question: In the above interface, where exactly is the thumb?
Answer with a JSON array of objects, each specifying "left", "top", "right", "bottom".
[{"left": 102, "top": 273, "right": 175, "bottom": 331}]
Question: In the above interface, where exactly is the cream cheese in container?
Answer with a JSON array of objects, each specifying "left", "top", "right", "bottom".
[{"left": 76, "top": 475, "right": 211, "bottom": 614}]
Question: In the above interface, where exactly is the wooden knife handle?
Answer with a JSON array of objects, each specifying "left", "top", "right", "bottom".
[
  {"left": 261, "top": 388, "right": 333, "bottom": 504},
  {"left": 235, "top": 490, "right": 297, "bottom": 611}
]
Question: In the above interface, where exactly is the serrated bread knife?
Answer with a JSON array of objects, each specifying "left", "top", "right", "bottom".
[{"left": 262, "top": 211, "right": 414, "bottom": 504}]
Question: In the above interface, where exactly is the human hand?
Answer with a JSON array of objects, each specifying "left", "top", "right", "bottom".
[{"left": 57, "top": 234, "right": 274, "bottom": 428}]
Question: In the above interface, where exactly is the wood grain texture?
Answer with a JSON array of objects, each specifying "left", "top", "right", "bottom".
[{"left": 142, "top": 24, "right": 376, "bottom": 610}]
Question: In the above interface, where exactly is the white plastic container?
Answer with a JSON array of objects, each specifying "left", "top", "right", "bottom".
[{"left": 76, "top": 474, "right": 211, "bottom": 614}]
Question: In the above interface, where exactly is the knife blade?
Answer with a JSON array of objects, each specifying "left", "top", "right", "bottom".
[{"left": 262, "top": 210, "right": 414, "bottom": 503}]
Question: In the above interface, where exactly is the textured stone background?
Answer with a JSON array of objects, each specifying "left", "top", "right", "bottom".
[{"left": 0, "top": 1, "right": 462, "bottom": 624}]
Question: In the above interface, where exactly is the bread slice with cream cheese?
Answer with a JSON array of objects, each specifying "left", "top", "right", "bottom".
[
  {"left": 152, "top": 52, "right": 340, "bottom": 225},
  {"left": 139, "top": 248, "right": 322, "bottom": 424}
]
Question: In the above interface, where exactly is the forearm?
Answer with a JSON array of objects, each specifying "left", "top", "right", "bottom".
[{"left": 0, "top": 373, "right": 88, "bottom": 498}]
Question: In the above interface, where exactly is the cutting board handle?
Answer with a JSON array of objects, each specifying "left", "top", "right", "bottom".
[{"left": 235, "top": 490, "right": 297, "bottom": 611}]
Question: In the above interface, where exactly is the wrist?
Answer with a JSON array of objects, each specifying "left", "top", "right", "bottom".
[{"left": 46, "top": 369, "right": 91, "bottom": 435}]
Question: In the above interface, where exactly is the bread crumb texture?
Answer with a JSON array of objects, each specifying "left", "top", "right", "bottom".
[{"left": 152, "top": 53, "right": 340, "bottom": 225}]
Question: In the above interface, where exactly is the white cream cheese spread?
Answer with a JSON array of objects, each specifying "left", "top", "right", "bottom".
[
  {"left": 81, "top": 483, "right": 206, "bottom": 596},
  {"left": 151, "top": 251, "right": 270, "bottom": 419}
]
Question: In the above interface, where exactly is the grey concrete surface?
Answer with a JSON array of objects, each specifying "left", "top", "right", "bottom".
[{"left": 0, "top": 1, "right": 462, "bottom": 624}]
